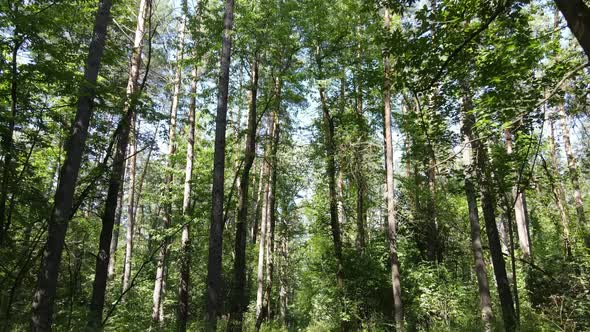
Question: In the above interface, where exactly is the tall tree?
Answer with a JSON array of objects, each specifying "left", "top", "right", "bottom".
[
  {"left": 30, "top": 0, "right": 114, "bottom": 330},
  {"left": 463, "top": 85, "right": 517, "bottom": 331},
  {"left": 87, "top": 0, "right": 150, "bottom": 328},
  {"left": 228, "top": 54, "right": 259, "bottom": 331},
  {"left": 383, "top": 8, "right": 403, "bottom": 332},
  {"left": 177, "top": 62, "right": 199, "bottom": 332},
  {"left": 152, "top": 2, "right": 187, "bottom": 322},
  {"left": 205, "top": 0, "right": 235, "bottom": 328},
  {"left": 460, "top": 88, "right": 494, "bottom": 332}
]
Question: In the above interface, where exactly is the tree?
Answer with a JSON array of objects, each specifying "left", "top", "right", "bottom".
[
  {"left": 30, "top": 1, "right": 114, "bottom": 330},
  {"left": 205, "top": 0, "right": 235, "bottom": 329},
  {"left": 87, "top": 0, "right": 150, "bottom": 328}
]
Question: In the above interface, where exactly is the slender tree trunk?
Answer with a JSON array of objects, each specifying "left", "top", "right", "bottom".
[
  {"left": 107, "top": 161, "right": 127, "bottom": 280},
  {"left": 319, "top": 83, "right": 345, "bottom": 321},
  {"left": 355, "top": 81, "right": 366, "bottom": 252},
  {"left": 255, "top": 114, "right": 274, "bottom": 331},
  {"left": 86, "top": 0, "right": 148, "bottom": 328},
  {"left": 462, "top": 84, "right": 516, "bottom": 332},
  {"left": 206, "top": 0, "right": 235, "bottom": 328},
  {"left": 152, "top": 4, "right": 187, "bottom": 323},
  {"left": 383, "top": 9, "right": 403, "bottom": 331},
  {"left": 503, "top": 129, "right": 532, "bottom": 260},
  {"left": 122, "top": 116, "right": 138, "bottom": 293},
  {"left": 279, "top": 230, "right": 289, "bottom": 327},
  {"left": 228, "top": 55, "right": 259, "bottom": 331},
  {"left": 337, "top": 169, "right": 345, "bottom": 226},
  {"left": 558, "top": 104, "right": 588, "bottom": 245},
  {"left": 0, "top": 33, "right": 21, "bottom": 246},
  {"left": 264, "top": 92, "right": 281, "bottom": 321},
  {"left": 547, "top": 112, "right": 572, "bottom": 256},
  {"left": 554, "top": 0, "right": 590, "bottom": 61},
  {"left": 177, "top": 63, "right": 198, "bottom": 332},
  {"left": 252, "top": 158, "right": 265, "bottom": 243},
  {"left": 31, "top": 1, "right": 113, "bottom": 330},
  {"left": 461, "top": 112, "right": 493, "bottom": 331}
]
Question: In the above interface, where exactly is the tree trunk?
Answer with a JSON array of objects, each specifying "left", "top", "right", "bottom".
[
  {"left": 460, "top": 112, "right": 493, "bottom": 331},
  {"left": 177, "top": 63, "right": 198, "bottom": 332},
  {"left": 31, "top": 1, "right": 113, "bottom": 330},
  {"left": 462, "top": 85, "right": 516, "bottom": 332},
  {"left": 264, "top": 90, "right": 281, "bottom": 321},
  {"left": 255, "top": 113, "right": 275, "bottom": 331},
  {"left": 152, "top": 3, "right": 187, "bottom": 323},
  {"left": 252, "top": 159, "right": 265, "bottom": 244},
  {"left": 279, "top": 230, "right": 289, "bottom": 327},
  {"left": 503, "top": 129, "right": 532, "bottom": 260},
  {"left": 86, "top": 0, "right": 148, "bottom": 328},
  {"left": 319, "top": 82, "right": 345, "bottom": 310},
  {"left": 206, "top": 0, "right": 235, "bottom": 328},
  {"left": 0, "top": 33, "right": 21, "bottom": 246},
  {"left": 547, "top": 112, "right": 572, "bottom": 256},
  {"left": 107, "top": 162, "right": 127, "bottom": 280},
  {"left": 554, "top": 0, "right": 590, "bottom": 61},
  {"left": 558, "top": 104, "right": 588, "bottom": 246},
  {"left": 383, "top": 9, "right": 403, "bottom": 331},
  {"left": 228, "top": 55, "right": 258, "bottom": 331},
  {"left": 122, "top": 116, "right": 138, "bottom": 294}
]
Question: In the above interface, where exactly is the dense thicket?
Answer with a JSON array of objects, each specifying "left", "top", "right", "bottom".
[{"left": 1, "top": 0, "right": 589, "bottom": 331}]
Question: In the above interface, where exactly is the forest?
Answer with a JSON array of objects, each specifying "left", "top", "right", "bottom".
[{"left": 1, "top": 0, "right": 590, "bottom": 331}]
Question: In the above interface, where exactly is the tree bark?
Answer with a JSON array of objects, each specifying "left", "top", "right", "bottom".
[
  {"left": 206, "top": 0, "right": 235, "bottom": 328},
  {"left": 177, "top": 62, "right": 198, "bottom": 332},
  {"left": 228, "top": 55, "right": 259, "bottom": 331},
  {"left": 0, "top": 31, "right": 22, "bottom": 246},
  {"left": 87, "top": 0, "right": 148, "bottom": 328},
  {"left": 558, "top": 104, "right": 588, "bottom": 246},
  {"left": 462, "top": 85, "right": 516, "bottom": 332},
  {"left": 122, "top": 115, "right": 138, "bottom": 294},
  {"left": 107, "top": 162, "right": 127, "bottom": 280},
  {"left": 554, "top": 0, "right": 590, "bottom": 61},
  {"left": 31, "top": 1, "right": 113, "bottom": 330},
  {"left": 255, "top": 113, "right": 275, "bottom": 331},
  {"left": 383, "top": 9, "right": 403, "bottom": 331},
  {"left": 319, "top": 83, "right": 345, "bottom": 300},
  {"left": 264, "top": 88, "right": 281, "bottom": 321},
  {"left": 252, "top": 158, "right": 265, "bottom": 243},
  {"left": 460, "top": 110, "right": 493, "bottom": 332}
]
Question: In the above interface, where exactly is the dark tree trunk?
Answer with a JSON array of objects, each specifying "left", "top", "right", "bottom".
[
  {"left": 177, "top": 63, "right": 198, "bottom": 332},
  {"left": 228, "top": 56, "right": 259, "bottom": 331},
  {"left": 30, "top": 1, "right": 113, "bottom": 330},
  {"left": 0, "top": 33, "right": 21, "bottom": 246},
  {"left": 462, "top": 86, "right": 516, "bottom": 332},
  {"left": 86, "top": 0, "right": 149, "bottom": 328},
  {"left": 264, "top": 84, "right": 281, "bottom": 321},
  {"left": 554, "top": 0, "right": 590, "bottom": 61},
  {"left": 460, "top": 97, "right": 493, "bottom": 331},
  {"left": 107, "top": 164, "right": 126, "bottom": 280},
  {"left": 206, "top": 0, "right": 235, "bottom": 329}
]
